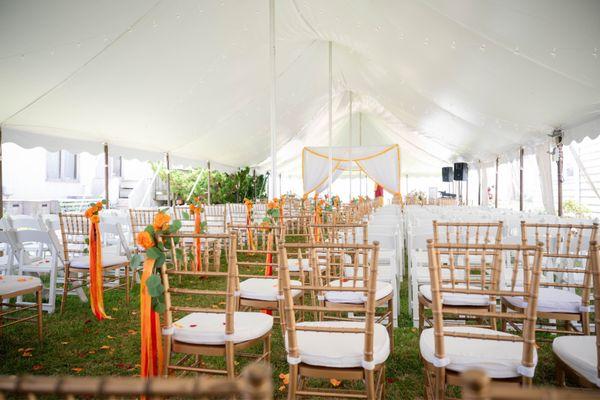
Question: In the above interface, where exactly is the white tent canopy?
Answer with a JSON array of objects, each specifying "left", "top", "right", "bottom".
[
  {"left": 303, "top": 145, "right": 401, "bottom": 195},
  {"left": 1, "top": 0, "right": 599, "bottom": 173}
]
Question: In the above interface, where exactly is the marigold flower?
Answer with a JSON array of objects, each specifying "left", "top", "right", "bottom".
[
  {"left": 153, "top": 212, "right": 171, "bottom": 231},
  {"left": 84, "top": 207, "right": 95, "bottom": 218},
  {"left": 136, "top": 231, "right": 154, "bottom": 249},
  {"left": 90, "top": 214, "right": 100, "bottom": 224},
  {"left": 95, "top": 201, "right": 103, "bottom": 209}
]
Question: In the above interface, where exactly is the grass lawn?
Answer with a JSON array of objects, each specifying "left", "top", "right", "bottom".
[{"left": 0, "top": 257, "right": 567, "bottom": 399}]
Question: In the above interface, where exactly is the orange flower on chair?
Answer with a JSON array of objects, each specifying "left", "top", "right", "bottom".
[
  {"left": 136, "top": 231, "right": 154, "bottom": 249},
  {"left": 90, "top": 215, "right": 100, "bottom": 224},
  {"left": 152, "top": 212, "right": 171, "bottom": 231},
  {"left": 84, "top": 207, "right": 95, "bottom": 218}
]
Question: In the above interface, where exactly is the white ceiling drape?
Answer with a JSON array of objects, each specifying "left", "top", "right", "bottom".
[{"left": 1, "top": 1, "right": 599, "bottom": 173}]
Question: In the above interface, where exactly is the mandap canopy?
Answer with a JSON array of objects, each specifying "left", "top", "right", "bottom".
[{"left": 302, "top": 145, "right": 400, "bottom": 195}]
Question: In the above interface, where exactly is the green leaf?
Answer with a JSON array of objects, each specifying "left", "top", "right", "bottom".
[
  {"left": 147, "top": 282, "right": 164, "bottom": 297},
  {"left": 146, "top": 247, "right": 162, "bottom": 260},
  {"left": 144, "top": 225, "right": 155, "bottom": 235},
  {"left": 153, "top": 301, "right": 167, "bottom": 313},
  {"left": 175, "top": 248, "right": 184, "bottom": 261},
  {"left": 130, "top": 254, "right": 142, "bottom": 268},
  {"left": 146, "top": 274, "right": 161, "bottom": 289},
  {"left": 172, "top": 237, "right": 180, "bottom": 245},
  {"left": 84, "top": 237, "right": 90, "bottom": 245},
  {"left": 101, "top": 199, "right": 107, "bottom": 204},
  {"left": 170, "top": 220, "right": 182, "bottom": 233},
  {"left": 182, "top": 211, "right": 190, "bottom": 220},
  {"left": 154, "top": 252, "right": 166, "bottom": 269},
  {"left": 156, "top": 241, "right": 164, "bottom": 251}
]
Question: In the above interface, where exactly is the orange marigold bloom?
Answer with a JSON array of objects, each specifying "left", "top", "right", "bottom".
[
  {"left": 90, "top": 214, "right": 100, "bottom": 224},
  {"left": 153, "top": 212, "right": 171, "bottom": 231},
  {"left": 84, "top": 207, "right": 95, "bottom": 218},
  {"left": 189, "top": 204, "right": 196, "bottom": 213},
  {"left": 95, "top": 201, "right": 103, "bottom": 209},
  {"left": 136, "top": 231, "right": 154, "bottom": 249}
]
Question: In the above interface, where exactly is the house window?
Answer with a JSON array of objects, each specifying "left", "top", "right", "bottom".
[{"left": 46, "top": 150, "right": 78, "bottom": 181}]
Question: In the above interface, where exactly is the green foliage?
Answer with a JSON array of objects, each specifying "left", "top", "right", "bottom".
[
  {"left": 151, "top": 163, "right": 268, "bottom": 204},
  {"left": 563, "top": 200, "right": 591, "bottom": 217}
]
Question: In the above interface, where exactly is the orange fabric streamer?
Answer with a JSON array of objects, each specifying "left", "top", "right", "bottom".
[
  {"left": 314, "top": 204, "right": 322, "bottom": 243},
  {"left": 88, "top": 219, "right": 109, "bottom": 320},
  {"left": 263, "top": 230, "right": 274, "bottom": 315},
  {"left": 245, "top": 203, "right": 256, "bottom": 251},
  {"left": 140, "top": 258, "right": 163, "bottom": 377},
  {"left": 194, "top": 209, "right": 202, "bottom": 271}
]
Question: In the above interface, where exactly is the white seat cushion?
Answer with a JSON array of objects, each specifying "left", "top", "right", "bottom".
[
  {"left": 70, "top": 254, "right": 129, "bottom": 269},
  {"left": 504, "top": 287, "right": 583, "bottom": 313},
  {"left": 343, "top": 265, "right": 395, "bottom": 280},
  {"left": 0, "top": 275, "right": 42, "bottom": 296},
  {"left": 239, "top": 278, "right": 301, "bottom": 301},
  {"left": 553, "top": 336, "right": 599, "bottom": 387},
  {"left": 420, "top": 326, "right": 537, "bottom": 378},
  {"left": 419, "top": 284, "right": 490, "bottom": 306},
  {"left": 173, "top": 311, "right": 273, "bottom": 345},
  {"left": 287, "top": 258, "right": 325, "bottom": 272},
  {"left": 325, "top": 279, "right": 393, "bottom": 304},
  {"left": 290, "top": 321, "right": 390, "bottom": 368}
]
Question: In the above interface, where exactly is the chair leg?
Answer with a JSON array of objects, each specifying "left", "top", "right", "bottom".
[
  {"left": 0, "top": 295, "right": 3, "bottom": 337},
  {"left": 162, "top": 335, "right": 172, "bottom": 378},
  {"left": 263, "top": 333, "right": 271, "bottom": 363},
  {"left": 288, "top": 364, "right": 299, "bottom": 400},
  {"left": 60, "top": 264, "right": 70, "bottom": 314},
  {"left": 434, "top": 366, "right": 446, "bottom": 400},
  {"left": 418, "top": 299, "right": 425, "bottom": 333},
  {"left": 581, "top": 312, "right": 589, "bottom": 335},
  {"left": 225, "top": 341, "right": 235, "bottom": 378},
  {"left": 388, "top": 297, "right": 395, "bottom": 353},
  {"left": 556, "top": 359, "right": 566, "bottom": 387},
  {"left": 125, "top": 264, "right": 130, "bottom": 304},
  {"left": 501, "top": 302, "right": 507, "bottom": 331},
  {"left": 36, "top": 288, "right": 43, "bottom": 342},
  {"left": 365, "top": 368, "right": 376, "bottom": 399}
]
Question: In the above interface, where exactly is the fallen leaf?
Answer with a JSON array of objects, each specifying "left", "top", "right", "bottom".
[
  {"left": 107, "top": 335, "right": 115, "bottom": 339},
  {"left": 83, "top": 319, "right": 92, "bottom": 324},
  {"left": 278, "top": 385, "right": 286, "bottom": 392},
  {"left": 330, "top": 379, "right": 342, "bottom": 387},
  {"left": 99, "top": 345, "right": 111, "bottom": 350},
  {"left": 71, "top": 368, "right": 83, "bottom": 373},
  {"left": 61, "top": 342, "right": 69, "bottom": 345},
  {"left": 111, "top": 307, "right": 119, "bottom": 311},
  {"left": 127, "top": 329, "right": 137, "bottom": 335},
  {"left": 32, "top": 364, "right": 43, "bottom": 371},
  {"left": 88, "top": 350, "right": 96, "bottom": 354},
  {"left": 21, "top": 352, "right": 33, "bottom": 358},
  {"left": 279, "top": 373, "right": 289, "bottom": 385}
]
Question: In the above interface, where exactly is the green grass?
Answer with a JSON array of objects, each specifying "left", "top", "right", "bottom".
[{"left": 0, "top": 258, "right": 570, "bottom": 399}]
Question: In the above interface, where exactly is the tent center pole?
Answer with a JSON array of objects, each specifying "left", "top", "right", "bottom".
[
  {"left": 494, "top": 156, "right": 499, "bottom": 208},
  {"left": 348, "top": 91, "right": 352, "bottom": 201},
  {"left": 269, "top": 0, "right": 277, "bottom": 199},
  {"left": 207, "top": 161, "right": 212, "bottom": 205},
  {"left": 555, "top": 131, "right": 564, "bottom": 217},
  {"left": 103, "top": 143, "right": 109, "bottom": 208},
  {"left": 519, "top": 147, "right": 524, "bottom": 211},
  {"left": 165, "top": 152, "right": 172, "bottom": 207},
  {"left": 328, "top": 40, "right": 333, "bottom": 196}
]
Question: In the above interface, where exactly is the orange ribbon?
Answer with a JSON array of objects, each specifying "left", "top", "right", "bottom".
[
  {"left": 314, "top": 205, "right": 322, "bottom": 242},
  {"left": 194, "top": 209, "right": 202, "bottom": 271},
  {"left": 140, "top": 258, "right": 163, "bottom": 377},
  {"left": 88, "top": 220, "right": 109, "bottom": 320},
  {"left": 245, "top": 203, "right": 256, "bottom": 251},
  {"left": 263, "top": 230, "right": 274, "bottom": 315}
]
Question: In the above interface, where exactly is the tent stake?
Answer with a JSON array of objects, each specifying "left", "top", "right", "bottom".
[
  {"left": 519, "top": 147, "right": 524, "bottom": 211},
  {"left": 165, "top": 152, "right": 172, "bottom": 207},
  {"left": 269, "top": 0, "right": 277, "bottom": 199},
  {"left": 103, "top": 143, "right": 109, "bottom": 208},
  {"left": 494, "top": 156, "right": 499, "bottom": 208}
]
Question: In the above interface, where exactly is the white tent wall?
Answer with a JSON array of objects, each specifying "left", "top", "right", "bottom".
[{"left": 1, "top": 1, "right": 600, "bottom": 202}]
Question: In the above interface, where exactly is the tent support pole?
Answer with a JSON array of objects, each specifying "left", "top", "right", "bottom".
[
  {"left": 478, "top": 160, "right": 482, "bottom": 206},
  {"left": 0, "top": 126, "right": 3, "bottom": 219},
  {"left": 103, "top": 143, "right": 109, "bottom": 208},
  {"left": 556, "top": 131, "right": 564, "bottom": 217},
  {"left": 359, "top": 113, "right": 362, "bottom": 197},
  {"left": 494, "top": 157, "right": 499, "bottom": 208},
  {"left": 519, "top": 147, "right": 524, "bottom": 211},
  {"left": 269, "top": 0, "right": 277, "bottom": 199},
  {"left": 328, "top": 40, "right": 333, "bottom": 196},
  {"left": 207, "top": 161, "right": 211, "bottom": 205},
  {"left": 165, "top": 152, "right": 172, "bottom": 207},
  {"left": 253, "top": 169, "right": 257, "bottom": 202},
  {"left": 348, "top": 91, "right": 352, "bottom": 200}
]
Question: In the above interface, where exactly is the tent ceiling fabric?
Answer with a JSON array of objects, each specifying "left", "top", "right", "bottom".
[{"left": 1, "top": 0, "right": 599, "bottom": 172}]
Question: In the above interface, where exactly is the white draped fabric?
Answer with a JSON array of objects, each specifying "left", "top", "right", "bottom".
[
  {"left": 303, "top": 145, "right": 401, "bottom": 195},
  {"left": 535, "top": 143, "right": 556, "bottom": 215}
]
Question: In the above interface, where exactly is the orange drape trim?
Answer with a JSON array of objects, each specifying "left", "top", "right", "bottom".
[
  {"left": 88, "top": 221, "right": 109, "bottom": 320},
  {"left": 194, "top": 209, "right": 202, "bottom": 271},
  {"left": 140, "top": 258, "right": 163, "bottom": 377},
  {"left": 245, "top": 204, "right": 256, "bottom": 251}
]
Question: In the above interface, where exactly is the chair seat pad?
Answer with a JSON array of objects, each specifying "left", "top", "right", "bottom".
[
  {"left": 553, "top": 336, "right": 599, "bottom": 387},
  {"left": 420, "top": 326, "right": 537, "bottom": 378},
  {"left": 0, "top": 275, "right": 42, "bottom": 295},
  {"left": 287, "top": 258, "right": 325, "bottom": 272},
  {"left": 70, "top": 254, "right": 129, "bottom": 269},
  {"left": 325, "top": 279, "right": 392, "bottom": 304},
  {"left": 239, "top": 278, "right": 301, "bottom": 301},
  {"left": 420, "top": 285, "right": 490, "bottom": 306},
  {"left": 504, "top": 287, "right": 582, "bottom": 313},
  {"left": 343, "top": 266, "right": 395, "bottom": 280},
  {"left": 173, "top": 311, "right": 273, "bottom": 345},
  {"left": 289, "top": 321, "right": 390, "bottom": 368}
]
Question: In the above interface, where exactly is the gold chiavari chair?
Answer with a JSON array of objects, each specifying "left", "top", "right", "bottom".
[
  {"left": 228, "top": 224, "right": 302, "bottom": 322},
  {"left": 227, "top": 203, "right": 247, "bottom": 227},
  {"left": 0, "top": 277, "right": 43, "bottom": 342},
  {"left": 128, "top": 208, "right": 159, "bottom": 244},
  {"left": 421, "top": 240, "right": 544, "bottom": 400},
  {"left": 418, "top": 221, "right": 504, "bottom": 332},
  {"left": 161, "top": 232, "right": 272, "bottom": 378},
  {"left": 0, "top": 363, "right": 273, "bottom": 399},
  {"left": 279, "top": 241, "right": 389, "bottom": 399},
  {"left": 553, "top": 240, "right": 600, "bottom": 389},
  {"left": 502, "top": 221, "right": 598, "bottom": 336},
  {"left": 461, "top": 369, "right": 599, "bottom": 400},
  {"left": 204, "top": 204, "right": 227, "bottom": 234},
  {"left": 58, "top": 213, "right": 130, "bottom": 314}
]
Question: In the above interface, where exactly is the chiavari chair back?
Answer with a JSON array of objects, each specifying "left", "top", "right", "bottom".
[
  {"left": 279, "top": 241, "right": 389, "bottom": 399},
  {"left": 128, "top": 208, "right": 159, "bottom": 243},
  {"left": 160, "top": 232, "right": 272, "bottom": 378},
  {"left": 421, "top": 241, "right": 544, "bottom": 399}
]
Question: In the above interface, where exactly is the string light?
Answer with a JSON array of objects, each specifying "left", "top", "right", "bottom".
[
  {"left": 479, "top": 44, "right": 486, "bottom": 51},
  {"left": 450, "top": 41, "right": 456, "bottom": 50},
  {"left": 513, "top": 46, "right": 520, "bottom": 55},
  {"left": 593, "top": 48, "right": 598, "bottom": 58},
  {"left": 550, "top": 47, "right": 557, "bottom": 57}
]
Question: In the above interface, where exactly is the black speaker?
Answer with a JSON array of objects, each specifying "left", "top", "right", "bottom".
[
  {"left": 453, "top": 162, "right": 468, "bottom": 181},
  {"left": 442, "top": 167, "right": 453, "bottom": 182}
]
